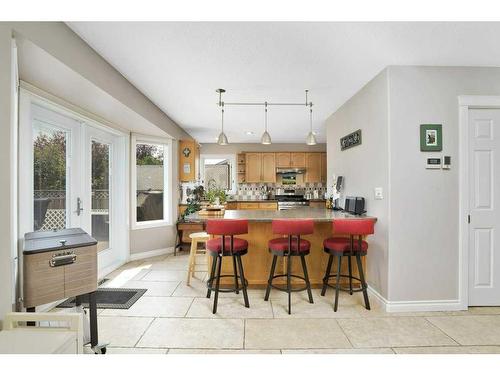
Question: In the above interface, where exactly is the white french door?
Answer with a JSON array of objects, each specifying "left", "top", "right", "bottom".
[
  {"left": 19, "top": 92, "right": 128, "bottom": 277},
  {"left": 468, "top": 108, "right": 500, "bottom": 306}
]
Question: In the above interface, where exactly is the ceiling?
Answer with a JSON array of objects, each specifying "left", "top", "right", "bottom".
[{"left": 67, "top": 22, "right": 500, "bottom": 143}]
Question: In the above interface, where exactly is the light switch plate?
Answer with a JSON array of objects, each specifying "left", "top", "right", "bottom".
[{"left": 374, "top": 187, "right": 383, "bottom": 200}]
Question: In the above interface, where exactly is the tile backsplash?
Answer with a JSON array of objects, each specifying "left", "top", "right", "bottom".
[{"left": 234, "top": 182, "right": 326, "bottom": 200}]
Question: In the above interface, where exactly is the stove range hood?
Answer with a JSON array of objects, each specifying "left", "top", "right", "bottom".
[{"left": 276, "top": 167, "right": 306, "bottom": 174}]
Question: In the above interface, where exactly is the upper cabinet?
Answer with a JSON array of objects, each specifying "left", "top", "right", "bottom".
[
  {"left": 276, "top": 152, "right": 291, "bottom": 167},
  {"left": 245, "top": 152, "right": 276, "bottom": 183},
  {"left": 244, "top": 151, "right": 325, "bottom": 184},
  {"left": 179, "top": 139, "right": 200, "bottom": 182},
  {"left": 261, "top": 153, "right": 276, "bottom": 182},
  {"left": 320, "top": 152, "right": 327, "bottom": 183},
  {"left": 304, "top": 152, "right": 321, "bottom": 183},
  {"left": 290, "top": 152, "right": 306, "bottom": 168},
  {"left": 275, "top": 152, "right": 305, "bottom": 168},
  {"left": 245, "top": 153, "right": 262, "bottom": 183}
]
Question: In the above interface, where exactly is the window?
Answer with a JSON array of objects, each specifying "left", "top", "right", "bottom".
[
  {"left": 131, "top": 135, "right": 171, "bottom": 229},
  {"left": 200, "top": 154, "right": 236, "bottom": 194}
]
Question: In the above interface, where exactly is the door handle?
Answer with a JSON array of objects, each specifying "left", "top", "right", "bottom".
[{"left": 76, "top": 197, "right": 83, "bottom": 216}]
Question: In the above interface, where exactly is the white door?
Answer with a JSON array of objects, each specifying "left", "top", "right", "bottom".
[
  {"left": 468, "top": 109, "right": 500, "bottom": 306},
  {"left": 20, "top": 93, "right": 128, "bottom": 278},
  {"left": 21, "top": 102, "right": 82, "bottom": 233},
  {"left": 83, "top": 126, "right": 128, "bottom": 276}
]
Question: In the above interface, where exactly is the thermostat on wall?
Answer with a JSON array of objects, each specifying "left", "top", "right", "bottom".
[{"left": 426, "top": 157, "right": 441, "bottom": 169}]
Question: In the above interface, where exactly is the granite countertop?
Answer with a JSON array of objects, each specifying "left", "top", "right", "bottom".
[
  {"left": 184, "top": 208, "right": 376, "bottom": 223},
  {"left": 180, "top": 199, "right": 325, "bottom": 205}
]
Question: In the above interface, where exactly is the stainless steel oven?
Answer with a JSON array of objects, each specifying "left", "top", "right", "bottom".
[{"left": 275, "top": 188, "right": 310, "bottom": 210}]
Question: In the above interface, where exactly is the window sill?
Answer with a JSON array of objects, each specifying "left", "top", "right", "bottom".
[{"left": 131, "top": 220, "right": 173, "bottom": 231}]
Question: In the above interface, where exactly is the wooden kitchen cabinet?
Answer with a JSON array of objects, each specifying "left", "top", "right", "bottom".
[
  {"left": 320, "top": 152, "right": 327, "bottom": 183},
  {"left": 237, "top": 202, "right": 277, "bottom": 210},
  {"left": 258, "top": 202, "right": 278, "bottom": 210},
  {"left": 276, "top": 152, "right": 291, "bottom": 167},
  {"left": 276, "top": 152, "right": 305, "bottom": 168},
  {"left": 238, "top": 202, "right": 260, "bottom": 210},
  {"left": 261, "top": 153, "right": 276, "bottom": 182},
  {"left": 305, "top": 152, "right": 321, "bottom": 183},
  {"left": 290, "top": 152, "right": 306, "bottom": 167},
  {"left": 245, "top": 152, "right": 276, "bottom": 183},
  {"left": 245, "top": 153, "right": 262, "bottom": 182}
]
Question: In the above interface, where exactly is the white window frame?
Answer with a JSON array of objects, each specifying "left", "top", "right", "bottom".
[
  {"left": 131, "top": 134, "right": 173, "bottom": 229},
  {"left": 199, "top": 153, "right": 237, "bottom": 194}
]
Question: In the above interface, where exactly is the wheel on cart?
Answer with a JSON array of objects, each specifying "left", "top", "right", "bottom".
[{"left": 92, "top": 344, "right": 108, "bottom": 354}]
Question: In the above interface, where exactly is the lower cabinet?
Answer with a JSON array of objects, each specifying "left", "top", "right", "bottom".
[{"left": 237, "top": 202, "right": 277, "bottom": 210}]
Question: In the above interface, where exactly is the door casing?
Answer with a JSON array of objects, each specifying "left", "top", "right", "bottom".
[
  {"left": 458, "top": 95, "right": 500, "bottom": 309},
  {"left": 18, "top": 89, "right": 129, "bottom": 283}
]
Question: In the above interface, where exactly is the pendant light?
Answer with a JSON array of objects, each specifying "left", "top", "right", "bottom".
[
  {"left": 217, "top": 103, "right": 228, "bottom": 145},
  {"left": 216, "top": 88, "right": 228, "bottom": 145},
  {"left": 306, "top": 104, "right": 317, "bottom": 145},
  {"left": 261, "top": 102, "right": 272, "bottom": 145}
]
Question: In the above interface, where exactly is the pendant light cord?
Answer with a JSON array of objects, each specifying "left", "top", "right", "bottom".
[
  {"left": 265, "top": 101, "right": 268, "bottom": 131},
  {"left": 221, "top": 103, "right": 225, "bottom": 132},
  {"left": 310, "top": 105, "right": 313, "bottom": 132}
]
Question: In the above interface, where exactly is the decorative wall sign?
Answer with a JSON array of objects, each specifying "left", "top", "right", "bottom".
[
  {"left": 340, "top": 129, "right": 362, "bottom": 151},
  {"left": 420, "top": 124, "right": 442, "bottom": 151}
]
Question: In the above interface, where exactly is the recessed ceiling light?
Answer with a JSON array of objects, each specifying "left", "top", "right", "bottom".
[{"left": 245, "top": 131, "right": 254, "bottom": 135}]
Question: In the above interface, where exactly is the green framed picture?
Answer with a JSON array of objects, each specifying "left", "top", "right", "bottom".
[{"left": 420, "top": 124, "right": 442, "bottom": 151}]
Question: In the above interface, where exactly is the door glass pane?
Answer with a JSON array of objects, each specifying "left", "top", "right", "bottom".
[
  {"left": 92, "top": 140, "right": 110, "bottom": 252},
  {"left": 136, "top": 143, "right": 164, "bottom": 222},
  {"left": 33, "top": 121, "right": 67, "bottom": 231}
]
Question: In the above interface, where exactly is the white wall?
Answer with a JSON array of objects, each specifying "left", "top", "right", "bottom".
[
  {"left": 325, "top": 69, "right": 390, "bottom": 298},
  {"left": 0, "top": 24, "right": 15, "bottom": 325},
  {"left": 326, "top": 66, "right": 500, "bottom": 306},
  {"left": 388, "top": 66, "right": 500, "bottom": 302},
  {"left": 0, "top": 23, "right": 192, "bottom": 322}
]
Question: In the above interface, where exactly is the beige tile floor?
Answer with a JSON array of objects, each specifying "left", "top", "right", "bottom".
[{"left": 77, "top": 252, "right": 500, "bottom": 354}]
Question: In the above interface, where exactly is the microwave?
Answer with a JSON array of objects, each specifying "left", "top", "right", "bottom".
[{"left": 344, "top": 196, "right": 365, "bottom": 215}]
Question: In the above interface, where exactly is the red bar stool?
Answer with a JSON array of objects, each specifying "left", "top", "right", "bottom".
[
  {"left": 205, "top": 219, "right": 249, "bottom": 314},
  {"left": 264, "top": 219, "right": 314, "bottom": 314},
  {"left": 321, "top": 219, "right": 374, "bottom": 311}
]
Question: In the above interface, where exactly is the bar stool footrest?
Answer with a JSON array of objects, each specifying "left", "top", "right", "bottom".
[
  {"left": 323, "top": 273, "right": 364, "bottom": 293},
  {"left": 206, "top": 274, "right": 248, "bottom": 293},
  {"left": 268, "top": 274, "right": 309, "bottom": 293}
]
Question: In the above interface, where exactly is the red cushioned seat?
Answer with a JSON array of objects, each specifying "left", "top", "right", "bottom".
[
  {"left": 268, "top": 237, "right": 311, "bottom": 254},
  {"left": 323, "top": 237, "right": 368, "bottom": 254},
  {"left": 206, "top": 237, "right": 248, "bottom": 255}
]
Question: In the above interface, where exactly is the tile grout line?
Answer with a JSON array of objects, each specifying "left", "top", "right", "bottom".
[
  {"left": 243, "top": 319, "right": 246, "bottom": 350},
  {"left": 334, "top": 318, "right": 356, "bottom": 349},
  {"left": 133, "top": 317, "right": 157, "bottom": 348},
  {"left": 423, "top": 317, "right": 462, "bottom": 346},
  {"left": 184, "top": 296, "right": 196, "bottom": 317}
]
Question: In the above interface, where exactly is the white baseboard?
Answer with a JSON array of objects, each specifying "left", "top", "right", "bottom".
[
  {"left": 129, "top": 247, "right": 174, "bottom": 262},
  {"left": 368, "top": 286, "right": 464, "bottom": 312}
]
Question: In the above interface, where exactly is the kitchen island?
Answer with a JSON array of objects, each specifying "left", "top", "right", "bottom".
[{"left": 184, "top": 208, "right": 376, "bottom": 288}]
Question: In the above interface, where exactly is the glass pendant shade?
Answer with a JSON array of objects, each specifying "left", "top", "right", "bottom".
[
  {"left": 217, "top": 106, "right": 228, "bottom": 145},
  {"left": 306, "top": 131, "right": 317, "bottom": 145},
  {"left": 217, "top": 131, "right": 228, "bottom": 145},
  {"left": 261, "top": 104, "right": 272, "bottom": 145},
  {"left": 261, "top": 130, "right": 272, "bottom": 145},
  {"left": 306, "top": 106, "right": 316, "bottom": 145}
]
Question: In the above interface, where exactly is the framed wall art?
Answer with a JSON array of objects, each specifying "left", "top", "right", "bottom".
[{"left": 420, "top": 124, "right": 442, "bottom": 151}]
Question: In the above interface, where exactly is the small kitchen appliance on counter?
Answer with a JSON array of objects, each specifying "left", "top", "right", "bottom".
[{"left": 344, "top": 196, "right": 366, "bottom": 215}]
